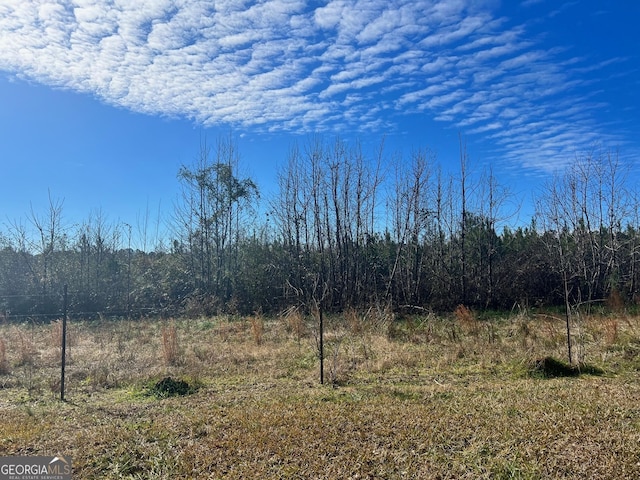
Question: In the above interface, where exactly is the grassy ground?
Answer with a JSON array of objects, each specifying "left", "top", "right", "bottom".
[{"left": 1, "top": 307, "right": 639, "bottom": 479}]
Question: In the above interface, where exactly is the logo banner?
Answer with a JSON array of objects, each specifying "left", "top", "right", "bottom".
[{"left": 0, "top": 456, "right": 72, "bottom": 480}]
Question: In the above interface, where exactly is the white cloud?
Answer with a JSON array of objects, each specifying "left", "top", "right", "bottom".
[
  {"left": 313, "top": 0, "right": 345, "bottom": 30},
  {"left": 0, "top": 0, "right": 630, "bottom": 172}
]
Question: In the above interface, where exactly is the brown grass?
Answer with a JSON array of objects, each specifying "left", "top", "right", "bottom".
[
  {"left": 600, "top": 317, "right": 619, "bottom": 346},
  {"left": 0, "top": 312, "right": 639, "bottom": 478},
  {"left": 345, "top": 307, "right": 364, "bottom": 335},
  {"left": 161, "top": 320, "right": 180, "bottom": 366},
  {"left": 454, "top": 303, "right": 479, "bottom": 335},
  {"left": 249, "top": 312, "right": 265, "bottom": 346},
  {"left": 0, "top": 337, "right": 9, "bottom": 375},
  {"left": 282, "top": 306, "right": 306, "bottom": 342},
  {"left": 50, "top": 319, "right": 63, "bottom": 348},
  {"left": 14, "top": 327, "right": 37, "bottom": 367}
]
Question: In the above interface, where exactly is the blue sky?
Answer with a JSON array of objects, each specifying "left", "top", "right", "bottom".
[{"left": 0, "top": 0, "right": 638, "bottom": 245}]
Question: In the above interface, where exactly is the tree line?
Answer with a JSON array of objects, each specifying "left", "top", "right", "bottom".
[{"left": 0, "top": 135, "right": 637, "bottom": 319}]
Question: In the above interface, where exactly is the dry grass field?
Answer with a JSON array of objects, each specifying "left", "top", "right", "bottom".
[{"left": 1, "top": 307, "right": 640, "bottom": 479}]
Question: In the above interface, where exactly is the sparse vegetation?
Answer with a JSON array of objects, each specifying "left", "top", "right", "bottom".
[
  {"left": 161, "top": 320, "right": 180, "bottom": 366},
  {"left": 282, "top": 305, "right": 305, "bottom": 343},
  {"left": 249, "top": 311, "right": 265, "bottom": 346},
  {"left": 454, "top": 304, "right": 479, "bottom": 335},
  {"left": 0, "top": 337, "right": 9, "bottom": 375},
  {"left": 14, "top": 326, "right": 37, "bottom": 367},
  {"left": 0, "top": 311, "right": 639, "bottom": 478}
]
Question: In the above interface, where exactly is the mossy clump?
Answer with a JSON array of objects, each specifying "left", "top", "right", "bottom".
[
  {"left": 148, "top": 376, "right": 192, "bottom": 398},
  {"left": 528, "top": 356, "right": 604, "bottom": 378}
]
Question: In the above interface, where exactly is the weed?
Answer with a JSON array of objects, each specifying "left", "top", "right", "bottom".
[
  {"left": 602, "top": 317, "right": 619, "bottom": 345},
  {"left": 192, "top": 345, "right": 210, "bottom": 363},
  {"left": 50, "top": 319, "right": 63, "bottom": 347},
  {"left": 606, "top": 288, "right": 625, "bottom": 313},
  {"left": 517, "top": 318, "right": 537, "bottom": 350},
  {"left": 345, "top": 308, "right": 363, "bottom": 335},
  {"left": 161, "top": 320, "right": 180, "bottom": 366},
  {"left": 386, "top": 320, "right": 403, "bottom": 341},
  {"left": 50, "top": 319, "right": 72, "bottom": 363},
  {"left": 326, "top": 335, "right": 346, "bottom": 387},
  {"left": 197, "top": 319, "right": 215, "bottom": 331},
  {"left": 284, "top": 306, "right": 305, "bottom": 343},
  {"left": 373, "top": 304, "right": 394, "bottom": 334},
  {"left": 454, "top": 304, "right": 479, "bottom": 335},
  {"left": 250, "top": 312, "right": 265, "bottom": 346},
  {"left": 486, "top": 322, "right": 499, "bottom": 345},
  {"left": 89, "top": 363, "right": 116, "bottom": 389},
  {"left": 0, "top": 337, "right": 9, "bottom": 374},
  {"left": 48, "top": 377, "right": 61, "bottom": 397},
  {"left": 15, "top": 327, "right": 36, "bottom": 367}
]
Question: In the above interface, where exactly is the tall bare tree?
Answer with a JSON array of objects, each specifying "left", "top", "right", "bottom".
[
  {"left": 28, "top": 192, "right": 65, "bottom": 296},
  {"left": 176, "top": 135, "right": 257, "bottom": 308}
]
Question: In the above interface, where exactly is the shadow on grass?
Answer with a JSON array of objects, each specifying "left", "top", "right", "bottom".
[{"left": 528, "top": 356, "right": 604, "bottom": 379}]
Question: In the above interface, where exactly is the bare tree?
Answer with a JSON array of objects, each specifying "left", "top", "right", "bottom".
[
  {"left": 459, "top": 135, "right": 469, "bottom": 305},
  {"left": 534, "top": 149, "right": 629, "bottom": 363},
  {"left": 175, "top": 135, "right": 257, "bottom": 307},
  {"left": 475, "top": 166, "right": 516, "bottom": 308},
  {"left": 28, "top": 192, "right": 65, "bottom": 295},
  {"left": 536, "top": 172, "right": 577, "bottom": 363},
  {"left": 272, "top": 136, "right": 385, "bottom": 309},
  {"left": 386, "top": 148, "right": 434, "bottom": 307}
]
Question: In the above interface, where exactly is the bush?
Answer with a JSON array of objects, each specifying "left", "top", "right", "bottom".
[{"left": 147, "top": 376, "right": 192, "bottom": 398}]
